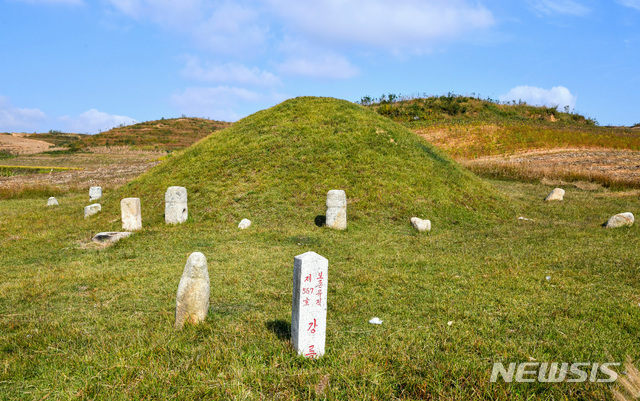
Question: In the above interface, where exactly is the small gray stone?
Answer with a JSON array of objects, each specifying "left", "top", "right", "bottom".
[
  {"left": 89, "top": 186, "right": 102, "bottom": 201},
  {"left": 175, "top": 252, "right": 210, "bottom": 330},
  {"left": 410, "top": 217, "right": 431, "bottom": 232},
  {"left": 604, "top": 212, "right": 634, "bottom": 228},
  {"left": 238, "top": 218, "right": 251, "bottom": 229},
  {"left": 84, "top": 203, "right": 101, "bottom": 218},
  {"left": 544, "top": 188, "right": 565, "bottom": 201},
  {"left": 92, "top": 232, "right": 132, "bottom": 244},
  {"left": 325, "top": 190, "right": 347, "bottom": 230},
  {"left": 121, "top": 198, "right": 142, "bottom": 231},
  {"left": 165, "top": 186, "right": 188, "bottom": 224},
  {"left": 47, "top": 197, "right": 59, "bottom": 206}
]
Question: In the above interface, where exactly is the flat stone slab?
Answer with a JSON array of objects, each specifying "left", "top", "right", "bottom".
[
  {"left": 47, "top": 197, "right": 59, "bottom": 206},
  {"left": 84, "top": 203, "right": 101, "bottom": 218},
  {"left": 92, "top": 232, "right": 132, "bottom": 244},
  {"left": 121, "top": 197, "right": 142, "bottom": 231},
  {"left": 604, "top": 212, "right": 634, "bottom": 228},
  {"left": 165, "top": 186, "right": 188, "bottom": 224},
  {"left": 326, "top": 190, "right": 347, "bottom": 230},
  {"left": 89, "top": 186, "right": 102, "bottom": 201},
  {"left": 410, "top": 217, "right": 431, "bottom": 232},
  {"left": 544, "top": 188, "right": 565, "bottom": 201}
]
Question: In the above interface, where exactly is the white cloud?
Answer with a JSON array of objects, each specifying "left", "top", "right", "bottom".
[
  {"left": 277, "top": 54, "right": 359, "bottom": 79},
  {"left": 0, "top": 96, "right": 47, "bottom": 132},
  {"left": 617, "top": 0, "right": 640, "bottom": 10},
  {"left": 499, "top": 86, "right": 577, "bottom": 110},
  {"left": 266, "top": 0, "right": 494, "bottom": 50},
  {"left": 180, "top": 56, "right": 281, "bottom": 86},
  {"left": 528, "top": 0, "right": 590, "bottom": 16},
  {"left": 170, "top": 86, "right": 262, "bottom": 121},
  {"left": 59, "top": 109, "right": 138, "bottom": 134},
  {"left": 106, "top": 0, "right": 268, "bottom": 54}
]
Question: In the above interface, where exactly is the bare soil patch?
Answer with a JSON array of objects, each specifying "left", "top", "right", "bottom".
[{"left": 0, "top": 133, "right": 55, "bottom": 155}]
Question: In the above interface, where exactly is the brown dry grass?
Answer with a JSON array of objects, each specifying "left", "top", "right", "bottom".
[
  {"left": 0, "top": 133, "right": 55, "bottom": 154},
  {"left": 460, "top": 149, "right": 640, "bottom": 189}
]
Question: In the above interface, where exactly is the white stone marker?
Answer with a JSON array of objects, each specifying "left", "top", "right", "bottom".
[
  {"left": 291, "top": 251, "right": 328, "bottom": 359},
  {"left": 325, "top": 190, "right": 347, "bottom": 230},
  {"left": 84, "top": 203, "right": 101, "bottom": 218},
  {"left": 89, "top": 186, "right": 102, "bottom": 201},
  {"left": 238, "top": 218, "right": 251, "bottom": 229},
  {"left": 175, "top": 252, "right": 210, "bottom": 330},
  {"left": 165, "top": 186, "right": 188, "bottom": 224},
  {"left": 544, "top": 188, "right": 565, "bottom": 201},
  {"left": 410, "top": 217, "right": 431, "bottom": 232},
  {"left": 604, "top": 212, "right": 634, "bottom": 228},
  {"left": 121, "top": 198, "right": 142, "bottom": 231},
  {"left": 47, "top": 197, "right": 59, "bottom": 206}
]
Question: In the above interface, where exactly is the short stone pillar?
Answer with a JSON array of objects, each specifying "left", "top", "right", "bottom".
[
  {"left": 544, "top": 188, "right": 565, "bottom": 201},
  {"left": 165, "top": 186, "right": 188, "bottom": 224},
  {"left": 175, "top": 252, "right": 210, "bottom": 330},
  {"left": 47, "top": 197, "right": 59, "bottom": 206},
  {"left": 84, "top": 204, "right": 101, "bottom": 218},
  {"left": 325, "top": 190, "right": 347, "bottom": 230},
  {"left": 89, "top": 186, "right": 102, "bottom": 201},
  {"left": 291, "top": 251, "right": 328, "bottom": 359},
  {"left": 238, "top": 219, "right": 251, "bottom": 229},
  {"left": 121, "top": 198, "right": 142, "bottom": 231}
]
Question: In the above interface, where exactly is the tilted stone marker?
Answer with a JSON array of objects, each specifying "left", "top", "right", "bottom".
[
  {"left": 544, "top": 188, "right": 565, "bottom": 201},
  {"left": 84, "top": 203, "right": 101, "bottom": 218},
  {"left": 325, "top": 190, "right": 347, "bottom": 230},
  {"left": 47, "top": 197, "right": 59, "bottom": 206},
  {"left": 92, "top": 232, "right": 132, "bottom": 245},
  {"left": 410, "top": 217, "right": 431, "bottom": 232},
  {"left": 165, "top": 186, "right": 188, "bottom": 224},
  {"left": 238, "top": 218, "right": 251, "bottom": 229},
  {"left": 291, "top": 251, "right": 328, "bottom": 359},
  {"left": 604, "top": 212, "right": 634, "bottom": 228},
  {"left": 175, "top": 252, "right": 210, "bottom": 330},
  {"left": 121, "top": 198, "right": 142, "bottom": 231},
  {"left": 89, "top": 186, "right": 102, "bottom": 201}
]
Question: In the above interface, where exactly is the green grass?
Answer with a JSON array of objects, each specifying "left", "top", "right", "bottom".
[
  {"left": 1, "top": 97, "right": 638, "bottom": 399},
  {"left": 0, "top": 181, "right": 638, "bottom": 399}
]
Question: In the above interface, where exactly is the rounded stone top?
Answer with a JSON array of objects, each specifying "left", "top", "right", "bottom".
[
  {"left": 326, "top": 189, "right": 347, "bottom": 207},
  {"left": 185, "top": 252, "right": 208, "bottom": 279},
  {"left": 166, "top": 186, "right": 188, "bottom": 202}
]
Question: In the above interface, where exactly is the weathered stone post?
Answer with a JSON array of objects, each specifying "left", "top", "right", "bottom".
[
  {"left": 47, "top": 197, "right": 59, "bottom": 206},
  {"left": 325, "top": 190, "right": 347, "bottom": 230},
  {"left": 89, "top": 186, "right": 102, "bottom": 201},
  {"left": 84, "top": 204, "right": 101, "bottom": 218},
  {"left": 175, "top": 252, "right": 210, "bottom": 330},
  {"left": 121, "top": 197, "right": 142, "bottom": 231},
  {"left": 291, "top": 251, "right": 328, "bottom": 358},
  {"left": 165, "top": 186, "right": 188, "bottom": 224}
]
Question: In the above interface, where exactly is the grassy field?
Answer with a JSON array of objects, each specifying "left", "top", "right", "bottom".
[{"left": 1, "top": 97, "right": 639, "bottom": 399}]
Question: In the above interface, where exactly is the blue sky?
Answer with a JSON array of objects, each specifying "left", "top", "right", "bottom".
[{"left": 1, "top": 0, "right": 639, "bottom": 134}]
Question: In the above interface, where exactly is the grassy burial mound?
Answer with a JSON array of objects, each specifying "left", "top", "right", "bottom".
[{"left": 116, "top": 96, "right": 509, "bottom": 229}]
